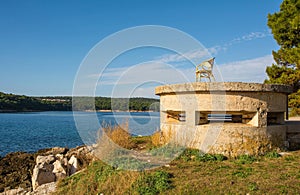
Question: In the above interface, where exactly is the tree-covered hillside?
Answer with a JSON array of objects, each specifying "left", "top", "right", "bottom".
[
  {"left": 0, "top": 92, "right": 159, "bottom": 112},
  {"left": 72, "top": 96, "right": 159, "bottom": 111},
  {"left": 0, "top": 92, "right": 72, "bottom": 112}
]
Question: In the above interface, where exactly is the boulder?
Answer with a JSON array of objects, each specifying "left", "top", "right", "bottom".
[
  {"left": 68, "top": 155, "right": 78, "bottom": 175},
  {"left": 37, "top": 147, "right": 68, "bottom": 156},
  {"left": 32, "top": 154, "right": 70, "bottom": 190},
  {"left": 0, "top": 145, "right": 94, "bottom": 194},
  {"left": 52, "top": 160, "right": 67, "bottom": 180},
  {"left": 36, "top": 155, "right": 55, "bottom": 165},
  {"left": 0, "top": 182, "right": 57, "bottom": 195},
  {"left": 30, "top": 182, "right": 56, "bottom": 195},
  {"left": 31, "top": 146, "right": 94, "bottom": 190},
  {"left": 55, "top": 154, "right": 64, "bottom": 160},
  {"left": 66, "top": 146, "right": 95, "bottom": 169},
  {"left": 0, "top": 187, "right": 27, "bottom": 195},
  {"left": 32, "top": 163, "right": 55, "bottom": 190}
]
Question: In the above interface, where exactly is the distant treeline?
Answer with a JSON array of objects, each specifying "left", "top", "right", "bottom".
[{"left": 0, "top": 92, "right": 159, "bottom": 112}]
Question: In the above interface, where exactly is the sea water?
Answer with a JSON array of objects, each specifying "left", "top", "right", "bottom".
[{"left": 0, "top": 111, "right": 160, "bottom": 156}]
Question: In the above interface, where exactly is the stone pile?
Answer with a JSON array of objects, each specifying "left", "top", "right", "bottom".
[
  {"left": 0, "top": 145, "right": 95, "bottom": 195},
  {"left": 32, "top": 146, "right": 94, "bottom": 190}
]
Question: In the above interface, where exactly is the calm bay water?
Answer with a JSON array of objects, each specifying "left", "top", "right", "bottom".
[{"left": 0, "top": 111, "right": 160, "bottom": 157}]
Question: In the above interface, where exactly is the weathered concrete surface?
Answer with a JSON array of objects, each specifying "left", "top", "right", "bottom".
[
  {"left": 160, "top": 123, "right": 286, "bottom": 157},
  {"left": 155, "top": 82, "right": 293, "bottom": 95},
  {"left": 286, "top": 120, "right": 300, "bottom": 150},
  {"left": 156, "top": 82, "right": 293, "bottom": 157}
]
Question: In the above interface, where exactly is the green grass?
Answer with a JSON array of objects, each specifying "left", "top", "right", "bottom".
[
  {"left": 264, "top": 151, "right": 281, "bottom": 158},
  {"left": 232, "top": 167, "right": 253, "bottom": 178},
  {"left": 176, "top": 149, "right": 227, "bottom": 162},
  {"left": 248, "top": 182, "right": 258, "bottom": 191},
  {"left": 130, "top": 170, "right": 172, "bottom": 194},
  {"left": 55, "top": 138, "right": 300, "bottom": 195},
  {"left": 150, "top": 144, "right": 185, "bottom": 159},
  {"left": 235, "top": 154, "right": 257, "bottom": 164}
]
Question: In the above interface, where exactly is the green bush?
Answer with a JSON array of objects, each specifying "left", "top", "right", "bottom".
[{"left": 176, "top": 149, "right": 200, "bottom": 162}]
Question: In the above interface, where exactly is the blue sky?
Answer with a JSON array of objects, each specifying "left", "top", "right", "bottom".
[{"left": 0, "top": 0, "right": 282, "bottom": 97}]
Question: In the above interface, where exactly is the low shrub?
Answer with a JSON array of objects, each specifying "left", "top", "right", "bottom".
[
  {"left": 151, "top": 130, "right": 163, "bottom": 147},
  {"left": 130, "top": 170, "right": 172, "bottom": 194},
  {"left": 101, "top": 121, "right": 136, "bottom": 149}
]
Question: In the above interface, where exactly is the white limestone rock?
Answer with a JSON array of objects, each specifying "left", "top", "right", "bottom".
[
  {"left": 32, "top": 163, "right": 55, "bottom": 190},
  {"left": 52, "top": 160, "right": 67, "bottom": 180},
  {"left": 36, "top": 155, "right": 55, "bottom": 165},
  {"left": 68, "top": 155, "right": 78, "bottom": 175}
]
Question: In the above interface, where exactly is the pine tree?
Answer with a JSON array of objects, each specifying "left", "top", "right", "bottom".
[{"left": 265, "top": 0, "right": 300, "bottom": 115}]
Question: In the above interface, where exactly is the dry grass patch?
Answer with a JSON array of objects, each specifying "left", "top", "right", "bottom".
[
  {"left": 151, "top": 130, "right": 163, "bottom": 147},
  {"left": 101, "top": 121, "right": 136, "bottom": 149}
]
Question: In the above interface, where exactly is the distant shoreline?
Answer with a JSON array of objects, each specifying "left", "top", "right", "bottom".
[
  {"left": 0, "top": 109, "right": 43, "bottom": 113},
  {"left": 0, "top": 91, "right": 159, "bottom": 114}
]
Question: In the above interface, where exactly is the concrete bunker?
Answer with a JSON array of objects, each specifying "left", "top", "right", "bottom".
[{"left": 155, "top": 82, "right": 293, "bottom": 157}]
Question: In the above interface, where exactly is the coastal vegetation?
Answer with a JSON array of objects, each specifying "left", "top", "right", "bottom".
[
  {"left": 54, "top": 123, "right": 300, "bottom": 194},
  {"left": 0, "top": 92, "right": 159, "bottom": 112},
  {"left": 56, "top": 136, "right": 300, "bottom": 194}
]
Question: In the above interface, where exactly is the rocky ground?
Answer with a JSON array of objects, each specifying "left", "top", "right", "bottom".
[
  {"left": 0, "top": 146, "right": 94, "bottom": 194},
  {"left": 0, "top": 152, "right": 35, "bottom": 192}
]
